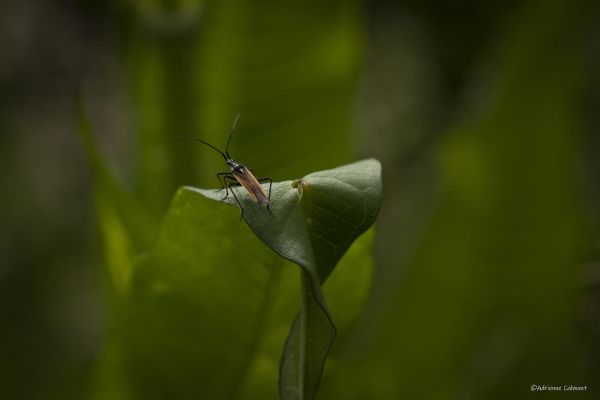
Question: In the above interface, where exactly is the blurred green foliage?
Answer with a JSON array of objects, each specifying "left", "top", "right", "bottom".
[
  {"left": 320, "top": 2, "right": 597, "bottom": 399},
  {"left": 1, "top": 0, "right": 599, "bottom": 399}
]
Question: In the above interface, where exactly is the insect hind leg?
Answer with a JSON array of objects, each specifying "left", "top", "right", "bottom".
[{"left": 257, "top": 177, "right": 273, "bottom": 210}]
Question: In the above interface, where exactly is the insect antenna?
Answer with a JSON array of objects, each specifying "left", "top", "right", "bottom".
[
  {"left": 225, "top": 113, "right": 240, "bottom": 158},
  {"left": 177, "top": 136, "right": 228, "bottom": 161}
]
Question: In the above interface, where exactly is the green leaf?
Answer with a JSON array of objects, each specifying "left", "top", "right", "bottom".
[
  {"left": 77, "top": 100, "right": 158, "bottom": 291},
  {"left": 299, "top": 161, "right": 382, "bottom": 282},
  {"left": 120, "top": 159, "right": 381, "bottom": 399},
  {"left": 122, "top": 190, "right": 287, "bottom": 399},
  {"left": 204, "top": 159, "right": 381, "bottom": 398}
]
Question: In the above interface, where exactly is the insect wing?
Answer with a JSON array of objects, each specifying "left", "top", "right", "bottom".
[{"left": 233, "top": 167, "right": 269, "bottom": 205}]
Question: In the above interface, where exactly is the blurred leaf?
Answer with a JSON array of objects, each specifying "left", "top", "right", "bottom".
[
  {"left": 128, "top": 24, "right": 200, "bottom": 216},
  {"left": 321, "top": 227, "right": 375, "bottom": 342},
  {"left": 119, "top": 159, "right": 381, "bottom": 399},
  {"left": 77, "top": 100, "right": 158, "bottom": 291},
  {"left": 324, "top": 0, "right": 595, "bottom": 399},
  {"left": 192, "top": 0, "right": 362, "bottom": 182},
  {"left": 128, "top": 0, "right": 363, "bottom": 215}
]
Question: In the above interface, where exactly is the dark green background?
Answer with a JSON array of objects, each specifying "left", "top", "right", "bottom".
[{"left": 1, "top": 0, "right": 599, "bottom": 398}]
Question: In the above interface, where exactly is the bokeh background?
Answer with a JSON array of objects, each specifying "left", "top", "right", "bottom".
[{"left": 1, "top": 0, "right": 599, "bottom": 398}]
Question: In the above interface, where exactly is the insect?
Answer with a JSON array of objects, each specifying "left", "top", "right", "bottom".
[{"left": 179, "top": 114, "right": 272, "bottom": 218}]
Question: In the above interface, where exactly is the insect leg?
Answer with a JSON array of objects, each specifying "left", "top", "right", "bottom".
[
  {"left": 257, "top": 177, "right": 273, "bottom": 209},
  {"left": 224, "top": 175, "right": 244, "bottom": 219},
  {"left": 216, "top": 172, "right": 235, "bottom": 199}
]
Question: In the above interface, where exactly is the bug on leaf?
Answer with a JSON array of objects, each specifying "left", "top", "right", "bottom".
[{"left": 179, "top": 114, "right": 272, "bottom": 218}]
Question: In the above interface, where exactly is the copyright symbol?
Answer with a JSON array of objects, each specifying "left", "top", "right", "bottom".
[{"left": 531, "top": 384, "right": 537, "bottom": 391}]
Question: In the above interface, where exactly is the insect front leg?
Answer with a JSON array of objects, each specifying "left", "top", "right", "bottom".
[{"left": 216, "top": 172, "right": 235, "bottom": 200}]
